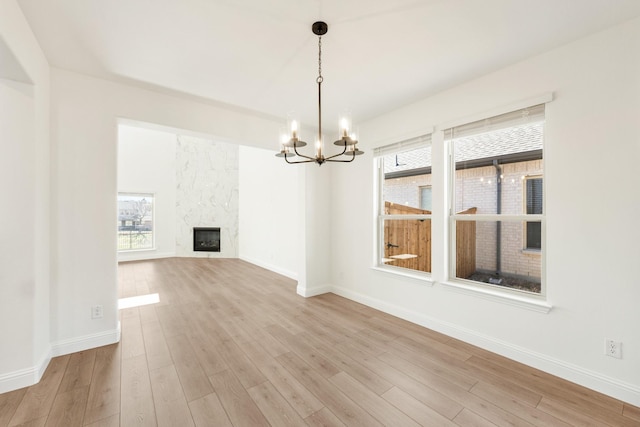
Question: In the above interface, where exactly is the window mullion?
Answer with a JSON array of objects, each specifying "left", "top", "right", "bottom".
[{"left": 452, "top": 214, "right": 543, "bottom": 222}]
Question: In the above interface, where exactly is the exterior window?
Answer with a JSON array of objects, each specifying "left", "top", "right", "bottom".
[
  {"left": 374, "top": 135, "right": 432, "bottom": 275},
  {"left": 420, "top": 186, "right": 432, "bottom": 211},
  {"left": 447, "top": 104, "right": 545, "bottom": 295},
  {"left": 525, "top": 177, "right": 543, "bottom": 250},
  {"left": 117, "top": 193, "right": 154, "bottom": 251}
]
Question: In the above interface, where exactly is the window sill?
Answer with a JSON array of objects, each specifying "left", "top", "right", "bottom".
[
  {"left": 118, "top": 248, "right": 156, "bottom": 253},
  {"left": 371, "top": 265, "right": 434, "bottom": 286},
  {"left": 438, "top": 280, "right": 552, "bottom": 313},
  {"left": 521, "top": 249, "right": 542, "bottom": 255}
]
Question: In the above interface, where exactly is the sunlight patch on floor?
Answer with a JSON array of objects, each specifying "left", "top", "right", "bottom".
[{"left": 118, "top": 293, "right": 160, "bottom": 310}]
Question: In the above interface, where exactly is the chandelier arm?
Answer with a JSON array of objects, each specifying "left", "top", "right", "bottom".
[
  {"left": 292, "top": 143, "right": 317, "bottom": 161},
  {"left": 323, "top": 145, "right": 349, "bottom": 161},
  {"left": 285, "top": 155, "right": 316, "bottom": 164},
  {"left": 291, "top": 141, "right": 311, "bottom": 158},
  {"left": 326, "top": 154, "right": 356, "bottom": 163},
  {"left": 294, "top": 154, "right": 317, "bottom": 161}
]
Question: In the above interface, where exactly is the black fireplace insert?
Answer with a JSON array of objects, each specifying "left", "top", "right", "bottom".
[{"left": 193, "top": 227, "right": 220, "bottom": 252}]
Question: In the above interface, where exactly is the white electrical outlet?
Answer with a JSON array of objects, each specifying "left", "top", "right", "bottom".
[
  {"left": 605, "top": 339, "right": 622, "bottom": 359},
  {"left": 91, "top": 305, "right": 104, "bottom": 319}
]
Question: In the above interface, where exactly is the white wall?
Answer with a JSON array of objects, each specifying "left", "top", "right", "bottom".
[
  {"left": 49, "top": 67, "right": 285, "bottom": 360},
  {"left": 238, "top": 145, "right": 300, "bottom": 279},
  {"left": 117, "top": 125, "right": 177, "bottom": 261},
  {"left": 300, "top": 165, "right": 333, "bottom": 296},
  {"left": 240, "top": 154, "right": 332, "bottom": 297},
  {"left": 330, "top": 17, "right": 640, "bottom": 405},
  {"left": 0, "top": 0, "right": 50, "bottom": 392},
  {"left": 0, "top": 79, "right": 37, "bottom": 376}
]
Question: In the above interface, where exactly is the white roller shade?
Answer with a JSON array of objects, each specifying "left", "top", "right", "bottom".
[
  {"left": 444, "top": 104, "right": 545, "bottom": 139},
  {"left": 373, "top": 133, "right": 432, "bottom": 157}
]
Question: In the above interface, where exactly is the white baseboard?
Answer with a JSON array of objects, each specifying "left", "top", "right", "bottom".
[
  {"left": 239, "top": 255, "right": 298, "bottom": 281},
  {"left": 297, "top": 283, "right": 332, "bottom": 298},
  {"left": 0, "top": 347, "right": 52, "bottom": 394},
  {"left": 51, "top": 323, "right": 121, "bottom": 357},
  {"left": 330, "top": 285, "right": 640, "bottom": 407},
  {"left": 118, "top": 251, "right": 175, "bottom": 262},
  {"left": 0, "top": 324, "right": 121, "bottom": 394}
]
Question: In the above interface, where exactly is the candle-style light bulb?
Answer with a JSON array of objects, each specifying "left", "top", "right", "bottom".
[
  {"left": 340, "top": 117, "right": 349, "bottom": 137},
  {"left": 291, "top": 120, "right": 298, "bottom": 139}
]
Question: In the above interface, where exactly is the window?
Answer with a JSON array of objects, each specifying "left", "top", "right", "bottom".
[
  {"left": 117, "top": 193, "right": 154, "bottom": 251},
  {"left": 525, "top": 176, "right": 543, "bottom": 250},
  {"left": 420, "top": 186, "right": 432, "bottom": 211},
  {"left": 447, "top": 104, "right": 545, "bottom": 295},
  {"left": 374, "top": 135, "right": 432, "bottom": 276}
]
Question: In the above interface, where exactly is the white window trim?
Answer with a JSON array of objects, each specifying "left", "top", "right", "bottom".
[
  {"left": 373, "top": 139, "right": 434, "bottom": 281},
  {"left": 438, "top": 279, "right": 552, "bottom": 313},
  {"left": 446, "top": 103, "right": 547, "bottom": 300},
  {"left": 118, "top": 248, "right": 159, "bottom": 253},
  {"left": 369, "top": 95, "right": 554, "bottom": 312},
  {"left": 440, "top": 93, "right": 553, "bottom": 131},
  {"left": 371, "top": 265, "right": 434, "bottom": 285}
]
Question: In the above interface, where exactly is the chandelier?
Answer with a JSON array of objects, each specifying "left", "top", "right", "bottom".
[{"left": 276, "top": 21, "right": 364, "bottom": 165}]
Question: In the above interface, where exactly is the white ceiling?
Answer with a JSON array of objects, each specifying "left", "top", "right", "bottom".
[{"left": 17, "top": 0, "right": 640, "bottom": 128}]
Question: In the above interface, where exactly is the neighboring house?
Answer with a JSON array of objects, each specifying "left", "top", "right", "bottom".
[{"left": 117, "top": 197, "right": 153, "bottom": 231}]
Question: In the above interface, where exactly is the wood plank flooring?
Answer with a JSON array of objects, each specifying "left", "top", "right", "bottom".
[{"left": 1, "top": 257, "right": 638, "bottom": 426}]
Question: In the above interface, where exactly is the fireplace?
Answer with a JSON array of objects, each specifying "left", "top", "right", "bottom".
[{"left": 193, "top": 227, "right": 220, "bottom": 252}]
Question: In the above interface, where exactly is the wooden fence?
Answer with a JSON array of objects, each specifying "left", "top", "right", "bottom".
[
  {"left": 383, "top": 202, "right": 476, "bottom": 277},
  {"left": 384, "top": 202, "right": 432, "bottom": 272},
  {"left": 455, "top": 207, "right": 477, "bottom": 279}
]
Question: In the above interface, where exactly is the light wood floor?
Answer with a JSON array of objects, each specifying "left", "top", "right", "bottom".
[{"left": 1, "top": 258, "right": 639, "bottom": 426}]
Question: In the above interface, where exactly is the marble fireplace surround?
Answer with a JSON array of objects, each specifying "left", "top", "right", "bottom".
[{"left": 175, "top": 135, "right": 239, "bottom": 258}]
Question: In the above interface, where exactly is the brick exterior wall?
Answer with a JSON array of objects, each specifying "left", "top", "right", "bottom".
[
  {"left": 384, "top": 174, "right": 432, "bottom": 209},
  {"left": 383, "top": 159, "right": 543, "bottom": 279}
]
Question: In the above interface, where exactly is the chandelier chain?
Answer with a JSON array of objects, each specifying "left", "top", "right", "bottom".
[{"left": 317, "top": 36, "right": 323, "bottom": 84}]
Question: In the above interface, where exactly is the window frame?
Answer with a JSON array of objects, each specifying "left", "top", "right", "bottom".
[
  {"left": 524, "top": 175, "right": 543, "bottom": 251},
  {"left": 446, "top": 106, "right": 546, "bottom": 298},
  {"left": 369, "top": 94, "right": 553, "bottom": 312},
  {"left": 373, "top": 135, "right": 434, "bottom": 282},
  {"left": 419, "top": 185, "right": 433, "bottom": 211}
]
